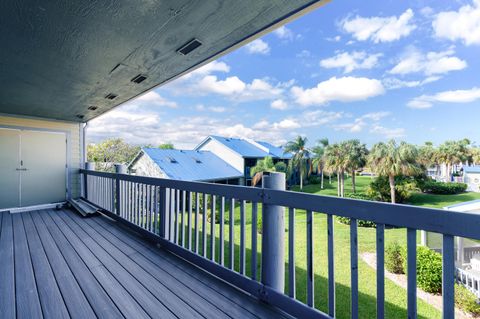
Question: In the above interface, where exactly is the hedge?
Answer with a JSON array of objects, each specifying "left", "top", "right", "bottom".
[{"left": 422, "top": 181, "right": 467, "bottom": 195}]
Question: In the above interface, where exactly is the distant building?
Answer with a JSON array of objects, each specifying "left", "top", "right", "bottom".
[
  {"left": 128, "top": 148, "right": 243, "bottom": 184},
  {"left": 194, "top": 135, "right": 292, "bottom": 185},
  {"left": 463, "top": 166, "right": 480, "bottom": 192}
]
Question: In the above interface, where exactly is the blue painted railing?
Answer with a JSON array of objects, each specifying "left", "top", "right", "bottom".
[{"left": 80, "top": 169, "right": 480, "bottom": 319}]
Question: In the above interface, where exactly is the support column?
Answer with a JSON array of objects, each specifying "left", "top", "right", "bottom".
[
  {"left": 83, "top": 162, "right": 95, "bottom": 198},
  {"left": 261, "top": 172, "right": 286, "bottom": 293}
]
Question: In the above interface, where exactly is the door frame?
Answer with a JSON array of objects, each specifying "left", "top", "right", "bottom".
[{"left": 0, "top": 125, "right": 71, "bottom": 204}]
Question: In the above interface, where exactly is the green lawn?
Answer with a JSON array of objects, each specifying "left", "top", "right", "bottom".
[{"left": 171, "top": 176, "right": 480, "bottom": 318}]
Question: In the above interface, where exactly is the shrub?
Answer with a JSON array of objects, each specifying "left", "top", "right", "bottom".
[
  {"left": 307, "top": 175, "right": 321, "bottom": 184},
  {"left": 422, "top": 181, "right": 467, "bottom": 195},
  {"left": 402, "top": 246, "right": 442, "bottom": 293},
  {"left": 455, "top": 284, "right": 480, "bottom": 316},
  {"left": 336, "top": 193, "right": 376, "bottom": 227},
  {"left": 367, "top": 175, "right": 418, "bottom": 203},
  {"left": 274, "top": 161, "right": 287, "bottom": 173},
  {"left": 385, "top": 242, "right": 405, "bottom": 274}
]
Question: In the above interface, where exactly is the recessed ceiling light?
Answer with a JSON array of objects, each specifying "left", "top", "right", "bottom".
[
  {"left": 177, "top": 39, "right": 202, "bottom": 55},
  {"left": 131, "top": 74, "right": 147, "bottom": 84}
]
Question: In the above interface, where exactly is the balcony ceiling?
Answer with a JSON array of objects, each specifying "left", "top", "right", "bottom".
[{"left": 0, "top": 0, "right": 327, "bottom": 122}]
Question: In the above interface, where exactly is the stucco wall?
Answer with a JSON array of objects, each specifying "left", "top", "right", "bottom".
[
  {"left": 197, "top": 139, "right": 244, "bottom": 173},
  {"left": 464, "top": 172, "right": 480, "bottom": 192},
  {"left": 131, "top": 153, "right": 168, "bottom": 178},
  {"left": 0, "top": 114, "right": 82, "bottom": 198}
]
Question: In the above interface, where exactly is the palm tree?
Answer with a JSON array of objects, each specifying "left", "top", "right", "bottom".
[
  {"left": 438, "top": 139, "right": 470, "bottom": 181},
  {"left": 250, "top": 156, "right": 276, "bottom": 186},
  {"left": 324, "top": 142, "right": 348, "bottom": 197},
  {"left": 344, "top": 139, "right": 368, "bottom": 193},
  {"left": 311, "top": 138, "right": 329, "bottom": 189},
  {"left": 284, "top": 136, "right": 310, "bottom": 190},
  {"left": 368, "top": 140, "right": 421, "bottom": 203}
]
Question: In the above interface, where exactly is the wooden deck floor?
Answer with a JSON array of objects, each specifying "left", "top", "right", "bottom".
[{"left": 0, "top": 208, "right": 289, "bottom": 318}]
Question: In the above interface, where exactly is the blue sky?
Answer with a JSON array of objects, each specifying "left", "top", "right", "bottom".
[{"left": 89, "top": 0, "right": 480, "bottom": 148}]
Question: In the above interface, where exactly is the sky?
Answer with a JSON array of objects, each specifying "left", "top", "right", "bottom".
[{"left": 88, "top": 0, "right": 480, "bottom": 149}]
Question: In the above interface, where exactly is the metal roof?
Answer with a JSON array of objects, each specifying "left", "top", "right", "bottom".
[
  {"left": 464, "top": 166, "right": 480, "bottom": 173},
  {"left": 141, "top": 148, "right": 242, "bottom": 182},
  {"left": 0, "top": 0, "right": 327, "bottom": 122},
  {"left": 207, "top": 135, "right": 291, "bottom": 159}
]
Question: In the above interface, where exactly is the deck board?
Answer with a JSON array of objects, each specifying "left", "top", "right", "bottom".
[{"left": 1, "top": 208, "right": 289, "bottom": 319}]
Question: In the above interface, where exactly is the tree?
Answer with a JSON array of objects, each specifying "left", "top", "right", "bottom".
[
  {"left": 344, "top": 139, "right": 368, "bottom": 193},
  {"left": 87, "top": 138, "right": 140, "bottom": 172},
  {"left": 437, "top": 139, "right": 470, "bottom": 181},
  {"left": 368, "top": 140, "right": 421, "bottom": 203},
  {"left": 324, "top": 142, "right": 349, "bottom": 197},
  {"left": 250, "top": 156, "right": 285, "bottom": 186},
  {"left": 311, "top": 138, "right": 329, "bottom": 189},
  {"left": 284, "top": 136, "right": 310, "bottom": 190},
  {"left": 158, "top": 143, "right": 174, "bottom": 149}
]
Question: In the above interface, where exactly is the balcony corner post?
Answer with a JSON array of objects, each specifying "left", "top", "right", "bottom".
[{"left": 261, "top": 172, "right": 286, "bottom": 293}]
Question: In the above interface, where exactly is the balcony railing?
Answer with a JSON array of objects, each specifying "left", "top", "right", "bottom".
[{"left": 80, "top": 169, "right": 480, "bottom": 319}]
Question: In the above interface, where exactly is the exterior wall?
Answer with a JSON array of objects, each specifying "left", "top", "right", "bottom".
[
  {"left": 197, "top": 139, "right": 244, "bottom": 173},
  {"left": 131, "top": 153, "right": 168, "bottom": 178},
  {"left": 0, "top": 114, "right": 82, "bottom": 198},
  {"left": 464, "top": 172, "right": 480, "bottom": 192}
]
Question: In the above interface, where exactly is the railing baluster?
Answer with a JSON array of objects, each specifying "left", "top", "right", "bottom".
[
  {"left": 153, "top": 186, "right": 158, "bottom": 234},
  {"left": 351, "top": 218, "right": 358, "bottom": 319},
  {"left": 188, "top": 192, "right": 192, "bottom": 250},
  {"left": 229, "top": 198, "right": 235, "bottom": 271},
  {"left": 443, "top": 234, "right": 455, "bottom": 319},
  {"left": 240, "top": 200, "right": 246, "bottom": 275},
  {"left": 210, "top": 194, "right": 216, "bottom": 261},
  {"left": 170, "top": 188, "right": 175, "bottom": 240},
  {"left": 175, "top": 189, "right": 180, "bottom": 244},
  {"left": 202, "top": 193, "right": 207, "bottom": 257},
  {"left": 195, "top": 193, "right": 199, "bottom": 253},
  {"left": 136, "top": 183, "right": 140, "bottom": 226},
  {"left": 147, "top": 185, "right": 151, "bottom": 231},
  {"left": 182, "top": 190, "right": 186, "bottom": 247},
  {"left": 289, "top": 207, "right": 296, "bottom": 298},
  {"left": 328, "top": 214, "right": 335, "bottom": 316},
  {"left": 407, "top": 228, "right": 417, "bottom": 319},
  {"left": 307, "top": 210, "right": 314, "bottom": 307},
  {"left": 376, "top": 223, "right": 385, "bottom": 319},
  {"left": 220, "top": 197, "right": 225, "bottom": 266},
  {"left": 251, "top": 202, "right": 258, "bottom": 280}
]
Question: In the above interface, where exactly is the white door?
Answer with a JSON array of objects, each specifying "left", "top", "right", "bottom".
[{"left": 0, "top": 128, "right": 67, "bottom": 209}]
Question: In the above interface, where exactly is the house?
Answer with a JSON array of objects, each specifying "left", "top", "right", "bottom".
[
  {"left": 128, "top": 148, "right": 242, "bottom": 184},
  {"left": 195, "top": 135, "right": 291, "bottom": 185},
  {"left": 463, "top": 166, "right": 480, "bottom": 192}
]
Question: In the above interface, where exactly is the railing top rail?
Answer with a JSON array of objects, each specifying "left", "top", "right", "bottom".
[{"left": 80, "top": 169, "right": 480, "bottom": 240}]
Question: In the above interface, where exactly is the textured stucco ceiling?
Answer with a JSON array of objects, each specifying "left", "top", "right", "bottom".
[{"left": 0, "top": 0, "right": 327, "bottom": 122}]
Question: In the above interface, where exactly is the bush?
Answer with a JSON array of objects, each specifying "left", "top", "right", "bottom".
[
  {"left": 422, "top": 181, "right": 467, "bottom": 194},
  {"left": 337, "top": 193, "right": 376, "bottom": 227},
  {"left": 307, "top": 175, "right": 321, "bottom": 184},
  {"left": 402, "top": 246, "right": 442, "bottom": 293},
  {"left": 455, "top": 284, "right": 480, "bottom": 316},
  {"left": 386, "top": 242, "right": 405, "bottom": 274},
  {"left": 367, "top": 175, "right": 419, "bottom": 203},
  {"left": 274, "top": 161, "right": 287, "bottom": 173}
]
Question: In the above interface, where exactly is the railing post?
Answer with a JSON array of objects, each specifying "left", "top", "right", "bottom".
[
  {"left": 159, "top": 187, "right": 169, "bottom": 238},
  {"left": 261, "top": 172, "right": 286, "bottom": 293},
  {"left": 114, "top": 164, "right": 126, "bottom": 215},
  {"left": 83, "top": 162, "right": 95, "bottom": 199}
]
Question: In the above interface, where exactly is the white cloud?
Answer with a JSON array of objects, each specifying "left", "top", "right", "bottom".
[
  {"left": 320, "top": 51, "right": 382, "bottom": 73},
  {"left": 383, "top": 76, "right": 440, "bottom": 90},
  {"left": 433, "top": 1, "right": 480, "bottom": 45},
  {"left": 273, "top": 119, "right": 301, "bottom": 130},
  {"left": 341, "top": 9, "right": 416, "bottom": 43},
  {"left": 390, "top": 47, "right": 466, "bottom": 76},
  {"left": 197, "top": 75, "right": 246, "bottom": 95},
  {"left": 296, "top": 50, "right": 311, "bottom": 58},
  {"left": 135, "top": 91, "right": 177, "bottom": 108},
  {"left": 273, "top": 26, "right": 294, "bottom": 41},
  {"left": 333, "top": 111, "right": 390, "bottom": 133},
  {"left": 245, "top": 39, "right": 270, "bottom": 55},
  {"left": 291, "top": 76, "right": 385, "bottom": 106},
  {"left": 408, "top": 87, "right": 480, "bottom": 109},
  {"left": 370, "top": 125, "right": 406, "bottom": 138},
  {"left": 270, "top": 99, "right": 288, "bottom": 110}
]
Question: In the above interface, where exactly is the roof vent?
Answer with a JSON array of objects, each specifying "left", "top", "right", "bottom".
[
  {"left": 177, "top": 39, "right": 202, "bottom": 55},
  {"left": 88, "top": 106, "right": 98, "bottom": 111},
  {"left": 193, "top": 157, "right": 202, "bottom": 163},
  {"left": 131, "top": 74, "right": 147, "bottom": 84},
  {"left": 105, "top": 93, "right": 118, "bottom": 100},
  {"left": 167, "top": 156, "right": 177, "bottom": 163}
]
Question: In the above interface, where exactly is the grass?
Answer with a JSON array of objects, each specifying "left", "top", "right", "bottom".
[{"left": 165, "top": 176, "right": 480, "bottom": 318}]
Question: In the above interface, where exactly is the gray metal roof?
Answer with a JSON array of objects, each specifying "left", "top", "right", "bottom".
[
  {"left": 0, "top": 0, "right": 327, "bottom": 122},
  {"left": 141, "top": 148, "right": 242, "bottom": 182}
]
